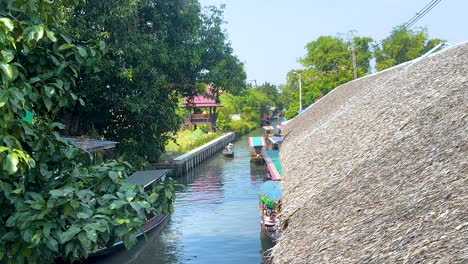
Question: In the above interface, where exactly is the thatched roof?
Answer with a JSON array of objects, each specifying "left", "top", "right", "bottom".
[{"left": 273, "top": 43, "right": 468, "bottom": 263}]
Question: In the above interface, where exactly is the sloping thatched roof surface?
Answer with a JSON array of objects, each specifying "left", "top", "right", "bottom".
[{"left": 273, "top": 43, "right": 468, "bottom": 263}]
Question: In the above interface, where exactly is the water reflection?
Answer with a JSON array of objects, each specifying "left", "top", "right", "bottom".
[
  {"left": 88, "top": 131, "right": 273, "bottom": 264},
  {"left": 250, "top": 163, "right": 269, "bottom": 183}
]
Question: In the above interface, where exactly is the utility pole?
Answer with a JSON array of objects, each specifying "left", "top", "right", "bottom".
[
  {"left": 293, "top": 71, "right": 302, "bottom": 111},
  {"left": 298, "top": 72, "right": 302, "bottom": 111},
  {"left": 351, "top": 45, "right": 357, "bottom": 79}
]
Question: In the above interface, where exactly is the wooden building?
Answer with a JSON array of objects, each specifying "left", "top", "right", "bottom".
[{"left": 181, "top": 88, "right": 221, "bottom": 131}]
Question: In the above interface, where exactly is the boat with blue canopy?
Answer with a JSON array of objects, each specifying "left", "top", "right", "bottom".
[
  {"left": 259, "top": 180, "right": 282, "bottom": 241},
  {"left": 262, "top": 150, "right": 282, "bottom": 180},
  {"left": 248, "top": 136, "right": 266, "bottom": 164}
]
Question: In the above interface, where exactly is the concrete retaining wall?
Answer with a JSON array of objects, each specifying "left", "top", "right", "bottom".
[{"left": 155, "top": 132, "right": 236, "bottom": 177}]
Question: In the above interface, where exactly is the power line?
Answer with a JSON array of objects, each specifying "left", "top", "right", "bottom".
[
  {"left": 403, "top": 0, "right": 443, "bottom": 29},
  {"left": 403, "top": 0, "right": 438, "bottom": 28},
  {"left": 376, "top": 0, "right": 443, "bottom": 47}
]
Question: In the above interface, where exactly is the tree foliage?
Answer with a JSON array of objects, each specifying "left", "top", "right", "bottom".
[
  {"left": 63, "top": 0, "right": 204, "bottom": 166},
  {"left": 217, "top": 84, "right": 276, "bottom": 133},
  {"left": 374, "top": 26, "right": 444, "bottom": 71},
  {"left": 284, "top": 34, "right": 373, "bottom": 119},
  {"left": 256, "top": 82, "right": 282, "bottom": 111},
  {"left": 283, "top": 26, "right": 445, "bottom": 120},
  {"left": 63, "top": 2, "right": 245, "bottom": 166},
  {"left": 0, "top": 1, "right": 176, "bottom": 263},
  {"left": 198, "top": 5, "right": 246, "bottom": 101}
]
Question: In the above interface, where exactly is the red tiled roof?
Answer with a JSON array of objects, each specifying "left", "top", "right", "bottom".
[
  {"left": 181, "top": 85, "right": 221, "bottom": 108},
  {"left": 182, "top": 94, "right": 219, "bottom": 107}
]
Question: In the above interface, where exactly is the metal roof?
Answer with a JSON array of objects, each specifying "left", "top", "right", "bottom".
[
  {"left": 125, "top": 169, "right": 171, "bottom": 188},
  {"left": 63, "top": 137, "right": 117, "bottom": 152}
]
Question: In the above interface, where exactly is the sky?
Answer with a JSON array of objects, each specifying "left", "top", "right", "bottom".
[{"left": 198, "top": 0, "right": 468, "bottom": 86}]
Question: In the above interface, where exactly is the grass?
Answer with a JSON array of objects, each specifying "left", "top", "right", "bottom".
[{"left": 164, "top": 129, "right": 222, "bottom": 157}]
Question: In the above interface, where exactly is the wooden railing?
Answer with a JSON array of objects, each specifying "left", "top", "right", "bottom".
[{"left": 190, "top": 114, "right": 210, "bottom": 123}]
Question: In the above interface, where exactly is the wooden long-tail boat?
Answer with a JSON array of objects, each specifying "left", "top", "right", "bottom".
[
  {"left": 88, "top": 169, "right": 171, "bottom": 257},
  {"left": 223, "top": 143, "right": 234, "bottom": 157},
  {"left": 248, "top": 136, "right": 267, "bottom": 165},
  {"left": 259, "top": 180, "right": 282, "bottom": 242}
]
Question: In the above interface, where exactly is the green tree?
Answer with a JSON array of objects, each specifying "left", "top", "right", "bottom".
[
  {"left": 63, "top": 0, "right": 204, "bottom": 166},
  {"left": 216, "top": 87, "right": 273, "bottom": 133},
  {"left": 284, "top": 34, "right": 373, "bottom": 119},
  {"left": 0, "top": 1, "right": 175, "bottom": 263},
  {"left": 198, "top": 5, "right": 247, "bottom": 99},
  {"left": 301, "top": 36, "right": 350, "bottom": 72},
  {"left": 374, "top": 26, "right": 444, "bottom": 71},
  {"left": 256, "top": 82, "right": 281, "bottom": 111},
  {"left": 63, "top": 2, "right": 245, "bottom": 166}
]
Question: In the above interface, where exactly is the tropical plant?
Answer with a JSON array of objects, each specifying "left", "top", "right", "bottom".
[
  {"left": 0, "top": 1, "right": 176, "bottom": 263},
  {"left": 215, "top": 86, "right": 275, "bottom": 133},
  {"left": 61, "top": 2, "right": 246, "bottom": 167},
  {"left": 62, "top": 0, "right": 204, "bottom": 167}
]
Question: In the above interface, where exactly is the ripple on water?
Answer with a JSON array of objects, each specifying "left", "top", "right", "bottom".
[{"left": 89, "top": 129, "right": 276, "bottom": 264}]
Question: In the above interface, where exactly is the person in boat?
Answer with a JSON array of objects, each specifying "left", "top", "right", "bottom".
[{"left": 225, "top": 143, "right": 233, "bottom": 152}]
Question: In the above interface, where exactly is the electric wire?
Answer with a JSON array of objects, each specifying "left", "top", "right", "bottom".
[
  {"left": 403, "top": 0, "right": 438, "bottom": 28},
  {"left": 377, "top": 0, "right": 443, "bottom": 48},
  {"left": 403, "top": 0, "right": 443, "bottom": 29}
]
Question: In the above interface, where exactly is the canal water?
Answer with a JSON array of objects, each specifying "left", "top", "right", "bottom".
[{"left": 90, "top": 128, "right": 274, "bottom": 264}]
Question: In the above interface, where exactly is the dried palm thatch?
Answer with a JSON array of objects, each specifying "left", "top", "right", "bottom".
[{"left": 273, "top": 43, "right": 468, "bottom": 263}]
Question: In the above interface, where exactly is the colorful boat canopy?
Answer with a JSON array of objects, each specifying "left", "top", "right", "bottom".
[
  {"left": 263, "top": 150, "right": 282, "bottom": 180},
  {"left": 248, "top": 136, "right": 266, "bottom": 147},
  {"left": 259, "top": 180, "right": 282, "bottom": 208},
  {"left": 268, "top": 136, "right": 283, "bottom": 144},
  {"left": 262, "top": 125, "right": 274, "bottom": 131}
]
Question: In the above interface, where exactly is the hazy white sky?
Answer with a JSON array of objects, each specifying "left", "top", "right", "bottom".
[{"left": 198, "top": 0, "right": 468, "bottom": 86}]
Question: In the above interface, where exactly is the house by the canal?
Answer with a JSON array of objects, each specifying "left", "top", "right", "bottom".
[
  {"left": 273, "top": 43, "right": 468, "bottom": 263},
  {"left": 181, "top": 86, "right": 221, "bottom": 131}
]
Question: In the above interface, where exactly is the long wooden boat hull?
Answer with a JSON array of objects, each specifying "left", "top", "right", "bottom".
[
  {"left": 250, "top": 156, "right": 265, "bottom": 165},
  {"left": 260, "top": 222, "right": 280, "bottom": 242},
  {"left": 88, "top": 214, "right": 169, "bottom": 257},
  {"left": 223, "top": 151, "right": 234, "bottom": 157}
]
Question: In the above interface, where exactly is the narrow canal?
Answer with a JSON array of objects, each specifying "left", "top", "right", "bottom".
[{"left": 91, "top": 128, "right": 274, "bottom": 264}]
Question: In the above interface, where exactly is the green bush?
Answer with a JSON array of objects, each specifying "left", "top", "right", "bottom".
[{"left": 228, "top": 120, "right": 257, "bottom": 135}]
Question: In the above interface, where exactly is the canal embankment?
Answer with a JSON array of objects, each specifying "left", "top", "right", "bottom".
[{"left": 155, "top": 132, "right": 236, "bottom": 176}]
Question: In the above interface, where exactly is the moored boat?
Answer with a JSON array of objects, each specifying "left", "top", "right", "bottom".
[
  {"left": 88, "top": 169, "right": 171, "bottom": 257},
  {"left": 262, "top": 125, "right": 275, "bottom": 138},
  {"left": 223, "top": 143, "right": 234, "bottom": 157},
  {"left": 90, "top": 214, "right": 169, "bottom": 257},
  {"left": 248, "top": 137, "right": 267, "bottom": 164},
  {"left": 259, "top": 180, "right": 282, "bottom": 241},
  {"left": 261, "top": 150, "right": 282, "bottom": 180}
]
